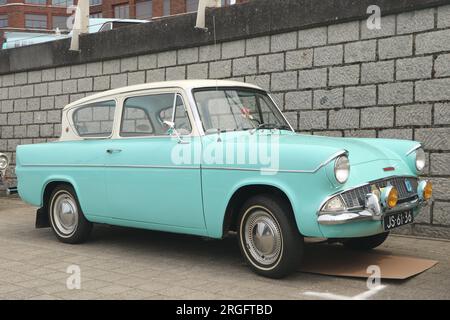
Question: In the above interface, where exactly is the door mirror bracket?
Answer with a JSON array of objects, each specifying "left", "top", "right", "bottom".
[{"left": 163, "top": 121, "right": 189, "bottom": 144}]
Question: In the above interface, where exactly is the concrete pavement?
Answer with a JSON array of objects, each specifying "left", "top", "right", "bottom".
[{"left": 0, "top": 197, "right": 449, "bottom": 300}]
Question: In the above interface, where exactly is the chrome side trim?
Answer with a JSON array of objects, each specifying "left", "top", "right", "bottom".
[
  {"left": 406, "top": 144, "right": 422, "bottom": 156},
  {"left": 21, "top": 164, "right": 104, "bottom": 168},
  {"left": 20, "top": 164, "right": 199, "bottom": 170},
  {"left": 107, "top": 164, "right": 199, "bottom": 169},
  {"left": 316, "top": 149, "right": 348, "bottom": 172},
  {"left": 21, "top": 150, "right": 347, "bottom": 174},
  {"left": 202, "top": 166, "right": 303, "bottom": 173},
  {"left": 203, "top": 150, "right": 347, "bottom": 173},
  {"left": 20, "top": 164, "right": 330, "bottom": 173}
]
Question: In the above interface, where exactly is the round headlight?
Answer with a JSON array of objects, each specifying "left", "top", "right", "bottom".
[
  {"left": 0, "top": 154, "right": 9, "bottom": 171},
  {"left": 415, "top": 148, "right": 426, "bottom": 172},
  {"left": 334, "top": 155, "right": 350, "bottom": 184}
]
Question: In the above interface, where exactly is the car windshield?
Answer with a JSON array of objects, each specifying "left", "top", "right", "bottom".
[{"left": 193, "top": 88, "right": 292, "bottom": 133}]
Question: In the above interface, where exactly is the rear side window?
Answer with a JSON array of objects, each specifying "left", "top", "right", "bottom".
[{"left": 72, "top": 100, "right": 115, "bottom": 137}]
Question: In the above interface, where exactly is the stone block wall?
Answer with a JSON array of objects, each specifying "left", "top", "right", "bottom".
[{"left": 1, "top": 1, "right": 449, "bottom": 238}]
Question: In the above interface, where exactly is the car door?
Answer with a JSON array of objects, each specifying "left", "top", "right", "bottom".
[
  {"left": 66, "top": 100, "right": 116, "bottom": 216},
  {"left": 104, "top": 91, "right": 206, "bottom": 231}
]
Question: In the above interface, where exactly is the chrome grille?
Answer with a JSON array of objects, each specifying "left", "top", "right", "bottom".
[{"left": 340, "top": 177, "right": 418, "bottom": 209}]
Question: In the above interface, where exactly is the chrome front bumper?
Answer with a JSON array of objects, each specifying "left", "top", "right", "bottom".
[
  {"left": 6, "top": 187, "right": 18, "bottom": 195},
  {"left": 318, "top": 197, "right": 425, "bottom": 225},
  {"left": 0, "top": 172, "right": 17, "bottom": 195}
]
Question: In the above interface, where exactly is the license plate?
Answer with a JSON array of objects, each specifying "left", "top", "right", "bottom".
[{"left": 383, "top": 210, "right": 414, "bottom": 231}]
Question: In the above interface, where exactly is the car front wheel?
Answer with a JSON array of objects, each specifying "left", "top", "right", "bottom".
[
  {"left": 343, "top": 232, "right": 389, "bottom": 250},
  {"left": 48, "top": 185, "right": 92, "bottom": 244},
  {"left": 237, "top": 195, "right": 304, "bottom": 278}
]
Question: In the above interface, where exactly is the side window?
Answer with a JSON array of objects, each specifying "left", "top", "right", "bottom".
[
  {"left": 159, "top": 107, "right": 173, "bottom": 124},
  {"left": 259, "top": 95, "right": 286, "bottom": 124},
  {"left": 72, "top": 100, "right": 115, "bottom": 137},
  {"left": 120, "top": 93, "right": 192, "bottom": 137},
  {"left": 258, "top": 96, "right": 279, "bottom": 124},
  {"left": 121, "top": 107, "right": 154, "bottom": 136}
]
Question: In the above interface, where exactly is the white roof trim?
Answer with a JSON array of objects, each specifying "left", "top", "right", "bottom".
[{"left": 64, "top": 80, "right": 263, "bottom": 110}]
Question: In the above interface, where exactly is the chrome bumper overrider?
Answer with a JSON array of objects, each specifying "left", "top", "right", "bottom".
[{"left": 318, "top": 197, "right": 426, "bottom": 225}]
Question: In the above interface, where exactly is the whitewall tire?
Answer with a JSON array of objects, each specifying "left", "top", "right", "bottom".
[
  {"left": 237, "top": 195, "right": 304, "bottom": 278},
  {"left": 48, "top": 185, "right": 92, "bottom": 244}
]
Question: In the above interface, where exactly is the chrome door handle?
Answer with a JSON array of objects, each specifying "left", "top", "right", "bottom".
[{"left": 106, "top": 149, "right": 122, "bottom": 154}]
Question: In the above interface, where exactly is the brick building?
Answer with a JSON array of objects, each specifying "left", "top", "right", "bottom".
[
  {"left": 0, "top": 0, "right": 242, "bottom": 33},
  {"left": 0, "top": 0, "right": 74, "bottom": 32}
]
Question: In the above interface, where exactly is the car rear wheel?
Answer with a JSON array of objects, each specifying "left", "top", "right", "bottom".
[
  {"left": 237, "top": 195, "right": 304, "bottom": 278},
  {"left": 48, "top": 185, "right": 92, "bottom": 244},
  {"left": 343, "top": 232, "right": 389, "bottom": 250}
]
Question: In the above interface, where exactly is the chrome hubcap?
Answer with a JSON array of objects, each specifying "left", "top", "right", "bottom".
[
  {"left": 53, "top": 192, "right": 78, "bottom": 236},
  {"left": 244, "top": 209, "right": 282, "bottom": 266}
]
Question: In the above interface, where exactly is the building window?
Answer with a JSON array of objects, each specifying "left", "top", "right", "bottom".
[
  {"left": 90, "top": 12, "right": 103, "bottom": 19},
  {"left": 186, "top": 0, "right": 199, "bottom": 12},
  {"left": 0, "top": 0, "right": 7, "bottom": 5},
  {"left": 25, "top": 14, "right": 47, "bottom": 29},
  {"left": 52, "top": 16, "right": 68, "bottom": 30},
  {"left": 114, "top": 4, "right": 130, "bottom": 19},
  {"left": 221, "top": 0, "right": 236, "bottom": 5},
  {"left": 90, "top": 0, "right": 102, "bottom": 6},
  {"left": 163, "top": 0, "right": 170, "bottom": 16},
  {"left": 0, "top": 15, "right": 7, "bottom": 28},
  {"left": 136, "top": 0, "right": 152, "bottom": 19},
  {"left": 51, "top": 0, "right": 74, "bottom": 7},
  {"left": 25, "top": 0, "right": 47, "bottom": 4}
]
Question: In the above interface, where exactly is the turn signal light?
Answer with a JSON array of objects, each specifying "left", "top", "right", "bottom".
[
  {"left": 387, "top": 187, "right": 398, "bottom": 208},
  {"left": 423, "top": 182, "right": 432, "bottom": 201}
]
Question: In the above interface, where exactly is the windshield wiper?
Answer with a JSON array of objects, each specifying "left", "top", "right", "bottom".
[{"left": 250, "top": 123, "right": 291, "bottom": 133}]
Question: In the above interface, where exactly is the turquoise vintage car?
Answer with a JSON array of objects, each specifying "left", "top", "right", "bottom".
[{"left": 10, "top": 80, "right": 432, "bottom": 278}]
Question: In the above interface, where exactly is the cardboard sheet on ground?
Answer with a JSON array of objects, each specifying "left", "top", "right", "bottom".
[{"left": 299, "top": 244, "right": 438, "bottom": 279}]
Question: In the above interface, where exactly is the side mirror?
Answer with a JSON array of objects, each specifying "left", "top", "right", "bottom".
[
  {"left": 163, "top": 121, "right": 189, "bottom": 144},
  {"left": 0, "top": 153, "right": 9, "bottom": 184},
  {"left": 163, "top": 120, "right": 175, "bottom": 133}
]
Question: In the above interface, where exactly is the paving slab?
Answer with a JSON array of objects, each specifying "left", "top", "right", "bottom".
[{"left": 0, "top": 197, "right": 449, "bottom": 300}]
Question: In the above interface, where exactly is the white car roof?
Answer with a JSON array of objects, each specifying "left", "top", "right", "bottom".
[{"left": 64, "top": 80, "right": 264, "bottom": 110}]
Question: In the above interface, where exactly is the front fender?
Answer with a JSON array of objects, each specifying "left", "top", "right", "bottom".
[{"left": 202, "top": 168, "right": 333, "bottom": 239}]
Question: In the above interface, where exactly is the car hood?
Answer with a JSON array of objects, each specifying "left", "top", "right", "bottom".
[
  {"left": 203, "top": 130, "right": 419, "bottom": 172},
  {"left": 272, "top": 132, "right": 418, "bottom": 165}
]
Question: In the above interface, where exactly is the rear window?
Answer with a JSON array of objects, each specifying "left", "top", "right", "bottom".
[{"left": 72, "top": 100, "right": 115, "bottom": 137}]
